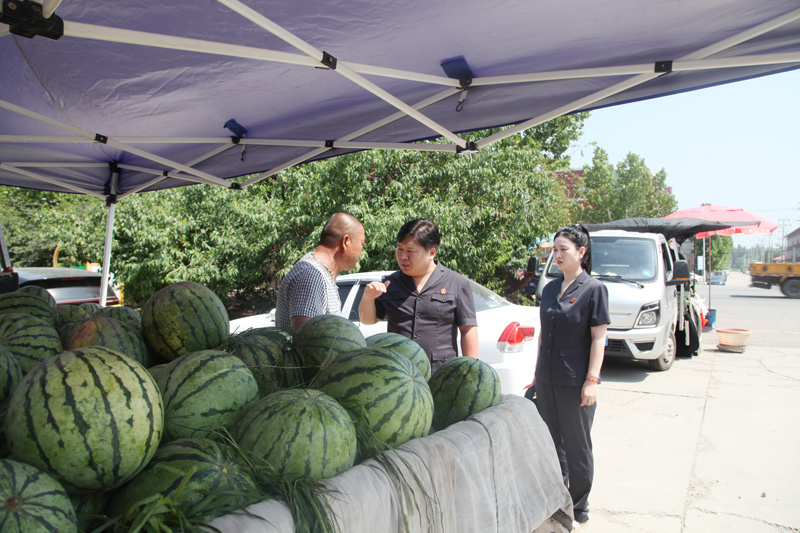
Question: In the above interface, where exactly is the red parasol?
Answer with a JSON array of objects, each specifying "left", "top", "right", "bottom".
[{"left": 665, "top": 205, "right": 778, "bottom": 238}]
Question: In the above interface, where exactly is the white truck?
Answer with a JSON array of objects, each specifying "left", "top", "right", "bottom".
[{"left": 537, "top": 229, "right": 693, "bottom": 371}]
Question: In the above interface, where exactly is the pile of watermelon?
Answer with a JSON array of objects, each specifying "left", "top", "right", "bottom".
[{"left": 1, "top": 280, "right": 503, "bottom": 531}]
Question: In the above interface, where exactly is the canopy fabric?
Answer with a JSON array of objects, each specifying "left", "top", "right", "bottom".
[
  {"left": 585, "top": 217, "right": 749, "bottom": 243},
  {"left": 2, "top": 0, "right": 800, "bottom": 199},
  {"left": 665, "top": 205, "right": 779, "bottom": 238}
]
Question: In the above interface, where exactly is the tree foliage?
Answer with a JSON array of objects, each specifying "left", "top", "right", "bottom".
[
  {"left": 1, "top": 116, "right": 588, "bottom": 310},
  {"left": 578, "top": 147, "right": 678, "bottom": 223}
]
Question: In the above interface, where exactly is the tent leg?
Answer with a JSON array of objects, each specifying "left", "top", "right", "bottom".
[{"left": 99, "top": 200, "right": 116, "bottom": 307}]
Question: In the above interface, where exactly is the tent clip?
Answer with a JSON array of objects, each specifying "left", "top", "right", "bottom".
[
  {"left": 94, "top": 133, "right": 109, "bottom": 144},
  {"left": 0, "top": 0, "right": 63, "bottom": 40},
  {"left": 230, "top": 182, "right": 242, "bottom": 190},
  {"left": 655, "top": 60, "right": 673, "bottom": 74},
  {"left": 456, "top": 77, "right": 472, "bottom": 112},
  {"left": 321, "top": 51, "right": 338, "bottom": 70},
  {"left": 325, "top": 140, "right": 335, "bottom": 148},
  {"left": 456, "top": 141, "right": 478, "bottom": 154}
]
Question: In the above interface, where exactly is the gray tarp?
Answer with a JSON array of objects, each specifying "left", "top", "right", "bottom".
[{"left": 208, "top": 394, "right": 572, "bottom": 532}]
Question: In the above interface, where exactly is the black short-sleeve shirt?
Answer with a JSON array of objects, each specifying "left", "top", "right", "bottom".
[
  {"left": 375, "top": 262, "right": 477, "bottom": 370},
  {"left": 535, "top": 270, "right": 610, "bottom": 387}
]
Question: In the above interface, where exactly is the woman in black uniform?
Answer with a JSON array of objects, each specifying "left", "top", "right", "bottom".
[{"left": 531, "top": 225, "right": 609, "bottom": 531}]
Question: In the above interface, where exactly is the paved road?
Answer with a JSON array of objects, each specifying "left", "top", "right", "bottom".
[{"left": 585, "top": 272, "right": 800, "bottom": 532}]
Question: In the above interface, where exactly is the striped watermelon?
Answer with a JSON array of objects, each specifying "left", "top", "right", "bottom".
[
  {"left": 226, "top": 331, "right": 286, "bottom": 394},
  {"left": 5, "top": 346, "right": 164, "bottom": 492},
  {"left": 68, "top": 491, "right": 107, "bottom": 532},
  {"left": 17, "top": 285, "right": 57, "bottom": 312},
  {"left": 428, "top": 357, "right": 502, "bottom": 431},
  {"left": 141, "top": 281, "right": 229, "bottom": 361},
  {"left": 313, "top": 347, "right": 433, "bottom": 450},
  {"left": 107, "top": 438, "right": 257, "bottom": 518},
  {"left": 0, "top": 313, "right": 63, "bottom": 374},
  {"left": 1, "top": 345, "right": 22, "bottom": 403},
  {"left": 0, "top": 292, "right": 56, "bottom": 325},
  {"left": 158, "top": 350, "right": 259, "bottom": 441},
  {"left": 234, "top": 389, "right": 357, "bottom": 481},
  {"left": 79, "top": 302, "right": 102, "bottom": 315},
  {"left": 0, "top": 401, "right": 9, "bottom": 458},
  {"left": 92, "top": 306, "right": 142, "bottom": 330},
  {"left": 55, "top": 304, "right": 90, "bottom": 329},
  {"left": 366, "top": 332, "right": 431, "bottom": 380},
  {"left": 0, "top": 459, "right": 78, "bottom": 532},
  {"left": 66, "top": 316, "right": 150, "bottom": 367},
  {"left": 294, "top": 314, "right": 366, "bottom": 382}
]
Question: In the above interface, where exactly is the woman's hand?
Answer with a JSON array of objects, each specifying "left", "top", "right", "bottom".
[{"left": 580, "top": 380, "right": 598, "bottom": 406}]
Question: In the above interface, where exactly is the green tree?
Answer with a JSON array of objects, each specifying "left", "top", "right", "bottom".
[
  {"left": 579, "top": 148, "right": 678, "bottom": 223},
  {"left": 708, "top": 234, "right": 733, "bottom": 271}
]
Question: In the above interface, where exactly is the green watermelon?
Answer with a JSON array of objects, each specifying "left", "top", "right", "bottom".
[
  {"left": 226, "top": 331, "right": 286, "bottom": 394},
  {"left": 107, "top": 438, "right": 257, "bottom": 519},
  {"left": 66, "top": 316, "right": 150, "bottom": 366},
  {"left": 17, "top": 285, "right": 57, "bottom": 312},
  {"left": 1, "top": 459, "right": 78, "bottom": 532},
  {"left": 79, "top": 302, "right": 102, "bottom": 314},
  {"left": 0, "top": 292, "right": 56, "bottom": 325},
  {"left": 68, "top": 491, "right": 106, "bottom": 532},
  {"left": 158, "top": 350, "right": 259, "bottom": 440},
  {"left": 6, "top": 346, "right": 164, "bottom": 492},
  {"left": 0, "top": 313, "right": 63, "bottom": 374},
  {"left": 92, "top": 305, "right": 142, "bottom": 329},
  {"left": 55, "top": 304, "right": 90, "bottom": 329},
  {"left": 0, "top": 400, "right": 9, "bottom": 458},
  {"left": 1, "top": 345, "right": 22, "bottom": 403},
  {"left": 366, "top": 332, "right": 431, "bottom": 380},
  {"left": 313, "top": 347, "right": 433, "bottom": 450},
  {"left": 428, "top": 357, "right": 502, "bottom": 431},
  {"left": 141, "top": 281, "right": 229, "bottom": 361},
  {"left": 234, "top": 389, "right": 357, "bottom": 481},
  {"left": 294, "top": 314, "right": 366, "bottom": 381}
]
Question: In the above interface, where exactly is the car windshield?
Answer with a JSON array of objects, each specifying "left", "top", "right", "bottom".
[{"left": 546, "top": 236, "right": 658, "bottom": 282}]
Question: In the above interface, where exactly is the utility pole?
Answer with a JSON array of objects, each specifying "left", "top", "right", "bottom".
[{"left": 778, "top": 218, "right": 790, "bottom": 261}]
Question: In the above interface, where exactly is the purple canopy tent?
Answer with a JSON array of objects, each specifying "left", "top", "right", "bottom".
[{"left": 2, "top": 0, "right": 800, "bottom": 303}]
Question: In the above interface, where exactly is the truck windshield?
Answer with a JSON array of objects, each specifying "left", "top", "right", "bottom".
[{"left": 546, "top": 236, "right": 658, "bottom": 282}]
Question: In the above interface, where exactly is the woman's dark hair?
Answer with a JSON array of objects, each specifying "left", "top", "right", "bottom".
[
  {"left": 397, "top": 219, "right": 440, "bottom": 251},
  {"left": 554, "top": 224, "right": 592, "bottom": 274}
]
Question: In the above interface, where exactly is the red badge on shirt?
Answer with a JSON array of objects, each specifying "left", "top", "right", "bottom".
[
  {"left": 441, "top": 288, "right": 447, "bottom": 295},
  {"left": 570, "top": 297, "right": 576, "bottom": 303}
]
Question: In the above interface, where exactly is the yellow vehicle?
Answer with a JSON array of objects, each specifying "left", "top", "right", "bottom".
[{"left": 749, "top": 263, "right": 800, "bottom": 298}]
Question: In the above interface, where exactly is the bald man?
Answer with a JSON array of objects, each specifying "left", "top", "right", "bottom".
[{"left": 275, "top": 212, "right": 366, "bottom": 329}]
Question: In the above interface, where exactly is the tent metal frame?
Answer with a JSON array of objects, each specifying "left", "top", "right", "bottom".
[{"left": 2, "top": 2, "right": 800, "bottom": 305}]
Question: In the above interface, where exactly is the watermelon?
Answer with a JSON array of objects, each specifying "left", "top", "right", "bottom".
[
  {"left": 79, "top": 302, "right": 102, "bottom": 314},
  {"left": 55, "top": 304, "right": 90, "bottom": 329},
  {"left": 226, "top": 331, "right": 286, "bottom": 394},
  {"left": 294, "top": 314, "right": 366, "bottom": 381},
  {"left": 141, "top": 281, "right": 229, "bottom": 361},
  {"left": 66, "top": 316, "right": 150, "bottom": 366},
  {"left": 1, "top": 345, "right": 22, "bottom": 403},
  {"left": 366, "top": 332, "right": 431, "bottom": 380},
  {"left": 428, "top": 357, "right": 502, "bottom": 431},
  {"left": 158, "top": 350, "right": 259, "bottom": 440},
  {"left": 107, "top": 438, "right": 257, "bottom": 519},
  {"left": 0, "top": 400, "right": 9, "bottom": 458},
  {"left": 5, "top": 346, "right": 164, "bottom": 492},
  {"left": 0, "top": 292, "right": 56, "bottom": 325},
  {"left": 313, "top": 347, "right": 433, "bottom": 450},
  {"left": 92, "top": 305, "right": 142, "bottom": 329},
  {"left": 234, "top": 389, "right": 357, "bottom": 481},
  {"left": 1, "top": 459, "right": 78, "bottom": 532},
  {"left": 17, "top": 285, "right": 57, "bottom": 312},
  {"left": 68, "top": 491, "right": 106, "bottom": 532},
  {"left": 0, "top": 313, "right": 63, "bottom": 374}
]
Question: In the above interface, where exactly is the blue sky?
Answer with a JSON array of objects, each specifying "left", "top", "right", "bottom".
[{"left": 568, "top": 68, "right": 800, "bottom": 250}]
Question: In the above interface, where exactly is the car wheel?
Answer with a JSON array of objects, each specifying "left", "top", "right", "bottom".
[
  {"left": 649, "top": 330, "right": 676, "bottom": 371},
  {"left": 780, "top": 279, "right": 800, "bottom": 298}
]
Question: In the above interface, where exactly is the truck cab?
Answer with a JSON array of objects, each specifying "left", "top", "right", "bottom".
[{"left": 538, "top": 229, "right": 688, "bottom": 371}]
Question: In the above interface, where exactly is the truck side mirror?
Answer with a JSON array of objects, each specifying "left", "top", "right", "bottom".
[{"left": 667, "top": 260, "right": 690, "bottom": 287}]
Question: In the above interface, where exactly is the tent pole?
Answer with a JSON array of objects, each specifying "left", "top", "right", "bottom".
[{"left": 99, "top": 166, "right": 119, "bottom": 307}]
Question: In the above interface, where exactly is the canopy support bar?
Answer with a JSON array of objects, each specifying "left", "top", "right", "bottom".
[
  {"left": 99, "top": 164, "right": 118, "bottom": 307},
  {"left": 0, "top": 162, "right": 104, "bottom": 198}
]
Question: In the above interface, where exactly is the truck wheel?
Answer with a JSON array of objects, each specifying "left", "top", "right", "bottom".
[
  {"left": 649, "top": 330, "right": 676, "bottom": 371},
  {"left": 780, "top": 279, "right": 800, "bottom": 298}
]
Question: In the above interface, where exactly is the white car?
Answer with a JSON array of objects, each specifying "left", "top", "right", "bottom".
[{"left": 230, "top": 271, "right": 540, "bottom": 396}]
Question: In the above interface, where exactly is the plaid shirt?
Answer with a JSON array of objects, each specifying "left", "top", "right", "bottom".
[{"left": 275, "top": 252, "right": 340, "bottom": 327}]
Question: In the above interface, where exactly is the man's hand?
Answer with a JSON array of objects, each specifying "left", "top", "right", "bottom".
[{"left": 363, "top": 280, "right": 390, "bottom": 301}]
